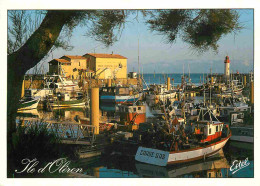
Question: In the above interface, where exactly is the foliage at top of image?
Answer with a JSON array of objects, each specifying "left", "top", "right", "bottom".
[
  {"left": 7, "top": 9, "right": 243, "bottom": 56},
  {"left": 146, "top": 9, "right": 242, "bottom": 53}
]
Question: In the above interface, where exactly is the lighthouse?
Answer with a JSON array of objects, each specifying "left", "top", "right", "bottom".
[{"left": 224, "top": 56, "right": 230, "bottom": 79}]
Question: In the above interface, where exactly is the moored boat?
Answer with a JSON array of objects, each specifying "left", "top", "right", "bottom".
[
  {"left": 135, "top": 108, "right": 231, "bottom": 166},
  {"left": 146, "top": 84, "right": 176, "bottom": 104},
  {"left": 118, "top": 102, "right": 146, "bottom": 127},
  {"left": 18, "top": 97, "right": 40, "bottom": 111},
  {"left": 100, "top": 87, "right": 142, "bottom": 104}
]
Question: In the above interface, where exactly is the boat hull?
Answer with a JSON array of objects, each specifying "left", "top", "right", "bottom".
[
  {"left": 18, "top": 99, "right": 40, "bottom": 111},
  {"left": 52, "top": 99, "right": 86, "bottom": 108},
  {"left": 146, "top": 92, "right": 176, "bottom": 101},
  {"left": 135, "top": 133, "right": 231, "bottom": 166},
  {"left": 229, "top": 126, "right": 253, "bottom": 143},
  {"left": 100, "top": 93, "right": 143, "bottom": 103}
]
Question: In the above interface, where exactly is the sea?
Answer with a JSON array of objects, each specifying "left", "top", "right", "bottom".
[
  {"left": 18, "top": 73, "right": 254, "bottom": 178},
  {"left": 142, "top": 73, "right": 205, "bottom": 88}
]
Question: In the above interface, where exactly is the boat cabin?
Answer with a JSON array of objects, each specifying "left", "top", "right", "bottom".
[
  {"left": 194, "top": 108, "right": 224, "bottom": 143},
  {"left": 118, "top": 103, "right": 146, "bottom": 126}
]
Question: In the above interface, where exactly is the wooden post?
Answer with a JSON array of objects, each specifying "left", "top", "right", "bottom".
[
  {"left": 91, "top": 87, "right": 99, "bottom": 134},
  {"left": 244, "top": 75, "right": 247, "bottom": 87},
  {"left": 250, "top": 81, "right": 254, "bottom": 105},
  {"left": 108, "top": 78, "right": 112, "bottom": 87},
  {"left": 167, "top": 77, "right": 171, "bottom": 91},
  {"left": 21, "top": 79, "right": 25, "bottom": 98}
]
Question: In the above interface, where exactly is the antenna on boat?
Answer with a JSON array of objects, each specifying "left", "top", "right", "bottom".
[
  {"left": 183, "top": 63, "right": 184, "bottom": 77},
  {"left": 210, "top": 67, "right": 212, "bottom": 106},
  {"left": 138, "top": 38, "right": 140, "bottom": 80},
  {"left": 188, "top": 64, "right": 191, "bottom": 84},
  {"left": 203, "top": 72, "right": 205, "bottom": 107},
  {"left": 142, "top": 67, "right": 144, "bottom": 80}
]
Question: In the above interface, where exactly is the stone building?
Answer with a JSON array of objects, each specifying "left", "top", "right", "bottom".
[{"left": 83, "top": 53, "right": 127, "bottom": 79}]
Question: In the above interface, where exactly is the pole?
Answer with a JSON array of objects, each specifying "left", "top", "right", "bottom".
[
  {"left": 250, "top": 81, "right": 254, "bottom": 105},
  {"left": 138, "top": 39, "right": 140, "bottom": 79},
  {"left": 167, "top": 77, "right": 171, "bottom": 91},
  {"left": 91, "top": 87, "right": 99, "bottom": 134}
]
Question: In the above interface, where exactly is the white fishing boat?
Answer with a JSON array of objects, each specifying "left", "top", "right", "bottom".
[
  {"left": 146, "top": 84, "right": 176, "bottom": 103},
  {"left": 135, "top": 149, "right": 229, "bottom": 178},
  {"left": 45, "top": 75, "right": 80, "bottom": 92},
  {"left": 135, "top": 108, "right": 231, "bottom": 166}
]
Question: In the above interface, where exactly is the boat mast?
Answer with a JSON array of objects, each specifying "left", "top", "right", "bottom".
[
  {"left": 203, "top": 72, "right": 205, "bottom": 107},
  {"left": 188, "top": 64, "right": 191, "bottom": 84},
  {"left": 138, "top": 39, "right": 140, "bottom": 80},
  {"left": 210, "top": 67, "right": 212, "bottom": 106}
]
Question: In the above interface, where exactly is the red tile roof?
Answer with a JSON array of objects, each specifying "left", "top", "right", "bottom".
[
  {"left": 62, "top": 55, "right": 86, "bottom": 60},
  {"left": 84, "top": 53, "right": 127, "bottom": 59},
  {"left": 49, "top": 59, "right": 71, "bottom": 64}
]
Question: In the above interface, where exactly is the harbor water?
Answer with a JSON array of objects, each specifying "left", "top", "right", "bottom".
[{"left": 17, "top": 73, "right": 254, "bottom": 178}]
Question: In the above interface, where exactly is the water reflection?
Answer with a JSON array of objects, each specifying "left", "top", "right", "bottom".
[
  {"left": 86, "top": 150, "right": 231, "bottom": 178},
  {"left": 16, "top": 103, "right": 254, "bottom": 178},
  {"left": 81, "top": 145, "right": 253, "bottom": 178},
  {"left": 135, "top": 151, "right": 229, "bottom": 178}
]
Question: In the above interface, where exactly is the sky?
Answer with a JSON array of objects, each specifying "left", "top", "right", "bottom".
[{"left": 27, "top": 9, "right": 253, "bottom": 74}]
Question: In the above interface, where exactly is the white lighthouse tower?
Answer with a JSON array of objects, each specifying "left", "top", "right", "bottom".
[{"left": 224, "top": 56, "right": 230, "bottom": 79}]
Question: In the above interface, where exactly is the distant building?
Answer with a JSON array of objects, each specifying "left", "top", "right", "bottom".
[
  {"left": 48, "top": 58, "right": 71, "bottom": 76},
  {"left": 224, "top": 56, "right": 230, "bottom": 79},
  {"left": 83, "top": 53, "right": 127, "bottom": 79},
  {"left": 48, "top": 55, "right": 92, "bottom": 79}
]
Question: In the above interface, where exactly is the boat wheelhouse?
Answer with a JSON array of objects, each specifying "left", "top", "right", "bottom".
[{"left": 118, "top": 102, "right": 146, "bottom": 126}]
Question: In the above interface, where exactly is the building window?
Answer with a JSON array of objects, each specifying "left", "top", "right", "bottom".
[
  {"left": 216, "top": 126, "right": 218, "bottom": 132},
  {"left": 79, "top": 62, "right": 80, "bottom": 66},
  {"left": 138, "top": 107, "right": 141, "bottom": 110},
  {"left": 209, "top": 128, "right": 211, "bottom": 134},
  {"left": 133, "top": 108, "right": 136, "bottom": 112}
]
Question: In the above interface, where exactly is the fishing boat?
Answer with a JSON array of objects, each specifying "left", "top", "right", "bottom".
[
  {"left": 100, "top": 87, "right": 143, "bottom": 104},
  {"left": 51, "top": 92, "right": 87, "bottom": 108},
  {"left": 146, "top": 84, "right": 176, "bottom": 104},
  {"left": 76, "top": 117, "right": 115, "bottom": 132},
  {"left": 18, "top": 97, "right": 40, "bottom": 111},
  {"left": 18, "top": 88, "right": 41, "bottom": 111},
  {"left": 118, "top": 102, "right": 146, "bottom": 127},
  {"left": 51, "top": 99, "right": 87, "bottom": 108},
  {"left": 229, "top": 125, "right": 253, "bottom": 143},
  {"left": 135, "top": 149, "right": 229, "bottom": 178},
  {"left": 135, "top": 108, "right": 231, "bottom": 166},
  {"left": 45, "top": 75, "right": 80, "bottom": 92}
]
